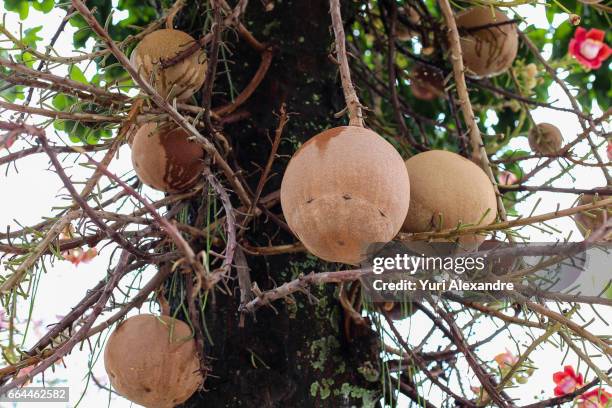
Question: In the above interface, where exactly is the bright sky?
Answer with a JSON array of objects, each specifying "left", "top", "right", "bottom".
[{"left": 0, "top": 2, "right": 610, "bottom": 408}]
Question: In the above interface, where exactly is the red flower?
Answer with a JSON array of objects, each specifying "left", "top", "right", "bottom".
[
  {"left": 569, "top": 28, "right": 611, "bottom": 69},
  {"left": 498, "top": 171, "right": 518, "bottom": 186},
  {"left": 553, "top": 366, "right": 584, "bottom": 396},
  {"left": 577, "top": 388, "right": 611, "bottom": 408}
]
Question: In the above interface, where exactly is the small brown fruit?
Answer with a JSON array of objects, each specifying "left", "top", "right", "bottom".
[
  {"left": 574, "top": 192, "right": 611, "bottom": 240},
  {"left": 402, "top": 150, "right": 497, "bottom": 247},
  {"left": 131, "top": 122, "right": 205, "bottom": 193},
  {"left": 280, "top": 126, "right": 410, "bottom": 265},
  {"left": 104, "top": 314, "right": 203, "bottom": 408},
  {"left": 375, "top": 301, "right": 417, "bottom": 320},
  {"left": 456, "top": 7, "right": 518, "bottom": 78},
  {"left": 528, "top": 123, "right": 563, "bottom": 155},
  {"left": 410, "top": 65, "right": 445, "bottom": 101},
  {"left": 130, "top": 29, "right": 206, "bottom": 100}
]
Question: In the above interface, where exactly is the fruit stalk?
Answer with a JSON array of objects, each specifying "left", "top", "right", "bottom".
[{"left": 329, "top": 0, "right": 364, "bottom": 127}]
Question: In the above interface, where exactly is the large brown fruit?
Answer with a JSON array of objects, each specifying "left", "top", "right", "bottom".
[
  {"left": 528, "top": 123, "right": 563, "bottom": 155},
  {"left": 280, "top": 126, "right": 410, "bottom": 265},
  {"left": 574, "top": 192, "right": 611, "bottom": 240},
  {"left": 104, "top": 314, "right": 203, "bottom": 408},
  {"left": 402, "top": 150, "right": 497, "bottom": 246},
  {"left": 456, "top": 7, "right": 518, "bottom": 78},
  {"left": 130, "top": 29, "right": 206, "bottom": 100},
  {"left": 131, "top": 122, "right": 206, "bottom": 193}
]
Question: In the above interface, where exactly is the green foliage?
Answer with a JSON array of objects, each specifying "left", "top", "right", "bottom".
[
  {"left": 0, "top": 51, "right": 24, "bottom": 101},
  {"left": 4, "top": 0, "right": 29, "bottom": 19},
  {"left": 3, "top": 0, "right": 53, "bottom": 19},
  {"left": 51, "top": 94, "right": 114, "bottom": 144}
]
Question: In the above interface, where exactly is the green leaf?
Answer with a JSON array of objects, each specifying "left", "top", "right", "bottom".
[
  {"left": 32, "top": 0, "right": 55, "bottom": 13},
  {"left": 52, "top": 94, "right": 75, "bottom": 111},
  {"left": 552, "top": 22, "right": 573, "bottom": 60},
  {"left": 4, "top": 0, "right": 29, "bottom": 19},
  {"left": 69, "top": 65, "right": 88, "bottom": 85},
  {"left": 526, "top": 29, "right": 548, "bottom": 49},
  {"left": 20, "top": 51, "right": 35, "bottom": 68},
  {"left": 53, "top": 120, "right": 65, "bottom": 132},
  {"left": 22, "top": 26, "right": 43, "bottom": 48},
  {"left": 0, "top": 80, "right": 24, "bottom": 102},
  {"left": 85, "top": 131, "right": 98, "bottom": 145}
]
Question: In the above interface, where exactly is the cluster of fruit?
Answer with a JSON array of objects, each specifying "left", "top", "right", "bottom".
[
  {"left": 129, "top": 29, "right": 207, "bottom": 193},
  {"left": 104, "top": 8, "right": 608, "bottom": 407}
]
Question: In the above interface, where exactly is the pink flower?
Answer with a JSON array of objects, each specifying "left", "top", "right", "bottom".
[
  {"left": 0, "top": 132, "right": 16, "bottom": 150},
  {"left": 494, "top": 349, "right": 519, "bottom": 369},
  {"left": 553, "top": 366, "right": 584, "bottom": 396},
  {"left": 499, "top": 171, "right": 518, "bottom": 186},
  {"left": 577, "top": 388, "right": 611, "bottom": 408},
  {"left": 62, "top": 247, "right": 97, "bottom": 266},
  {"left": 60, "top": 224, "right": 97, "bottom": 266},
  {"left": 569, "top": 28, "right": 611, "bottom": 69}
]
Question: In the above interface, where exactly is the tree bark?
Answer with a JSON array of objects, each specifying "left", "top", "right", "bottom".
[{"left": 167, "top": 1, "right": 382, "bottom": 406}]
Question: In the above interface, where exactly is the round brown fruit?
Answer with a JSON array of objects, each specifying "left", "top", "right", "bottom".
[
  {"left": 130, "top": 29, "right": 206, "bottom": 101},
  {"left": 280, "top": 126, "right": 410, "bottom": 265},
  {"left": 456, "top": 7, "right": 518, "bottom": 78},
  {"left": 131, "top": 122, "right": 205, "bottom": 193},
  {"left": 574, "top": 192, "right": 611, "bottom": 240},
  {"left": 410, "top": 65, "right": 445, "bottom": 101},
  {"left": 104, "top": 314, "right": 203, "bottom": 408},
  {"left": 402, "top": 150, "right": 497, "bottom": 247},
  {"left": 528, "top": 123, "right": 563, "bottom": 155}
]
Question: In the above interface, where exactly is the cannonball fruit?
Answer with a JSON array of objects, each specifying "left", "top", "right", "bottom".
[
  {"left": 456, "top": 7, "right": 518, "bottom": 78},
  {"left": 130, "top": 29, "right": 207, "bottom": 100},
  {"left": 574, "top": 192, "right": 611, "bottom": 240},
  {"left": 410, "top": 65, "right": 445, "bottom": 101},
  {"left": 280, "top": 126, "right": 410, "bottom": 265},
  {"left": 402, "top": 150, "right": 497, "bottom": 247},
  {"left": 131, "top": 122, "right": 205, "bottom": 193},
  {"left": 104, "top": 314, "right": 203, "bottom": 408},
  {"left": 528, "top": 123, "right": 563, "bottom": 155}
]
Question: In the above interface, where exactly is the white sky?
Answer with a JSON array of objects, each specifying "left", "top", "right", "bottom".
[{"left": 0, "top": 2, "right": 610, "bottom": 408}]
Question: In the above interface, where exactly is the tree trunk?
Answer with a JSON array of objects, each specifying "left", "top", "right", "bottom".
[{"left": 166, "top": 1, "right": 382, "bottom": 406}]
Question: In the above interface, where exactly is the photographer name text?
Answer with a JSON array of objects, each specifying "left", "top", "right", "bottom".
[{"left": 372, "top": 278, "right": 514, "bottom": 292}]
